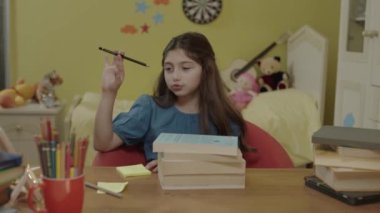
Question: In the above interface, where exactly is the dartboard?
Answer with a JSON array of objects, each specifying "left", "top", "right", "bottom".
[{"left": 182, "top": 0, "right": 222, "bottom": 25}]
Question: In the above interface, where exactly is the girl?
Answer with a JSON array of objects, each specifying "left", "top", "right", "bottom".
[{"left": 94, "top": 32, "right": 248, "bottom": 172}]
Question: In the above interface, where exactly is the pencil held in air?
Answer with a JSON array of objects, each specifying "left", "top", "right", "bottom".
[{"left": 98, "top": 47, "right": 149, "bottom": 67}]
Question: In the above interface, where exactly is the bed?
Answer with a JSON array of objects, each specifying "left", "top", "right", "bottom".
[
  {"left": 66, "top": 25, "right": 328, "bottom": 167},
  {"left": 241, "top": 25, "right": 328, "bottom": 166}
]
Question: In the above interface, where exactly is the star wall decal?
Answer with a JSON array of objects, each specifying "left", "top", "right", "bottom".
[
  {"left": 153, "top": 12, "right": 164, "bottom": 24},
  {"left": 121, "top": 1, "right": 171, "bottom": 36},
  {"left": 136, "top": 1, "right": 149, "bottom": 13},
  {"left": 141, "top": 23, "right": 150, "bottom": 33}
]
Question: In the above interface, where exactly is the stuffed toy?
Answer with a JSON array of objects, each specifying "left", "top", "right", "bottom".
[
  {"left": 0, "top": 70, "right": 63, "bottom": 109},
  {"left": 257, "top": 56, "right": 289, "bottom": 92},
  {"left": 228, "top": 71, "right": 259, "bottom": 111},
  {"left": 35, "top": 70, "right": 63, "bottom": 108},
  {"left": 0, "top": 79, "right": 37, "bottom": 108}
]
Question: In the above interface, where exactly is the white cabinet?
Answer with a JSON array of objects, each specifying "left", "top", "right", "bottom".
[
  {"left": 0, "top": 104, "right": 64, "bottom": 166},
  {"left": 334, "top": 0, "right": 380, "bottom": 128}
]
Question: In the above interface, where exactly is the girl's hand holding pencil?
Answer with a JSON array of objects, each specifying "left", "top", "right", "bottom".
[{"left": 101, "top": 50, "right": 125, "bottom": 95}]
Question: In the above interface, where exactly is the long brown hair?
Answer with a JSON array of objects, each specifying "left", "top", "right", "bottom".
[{"left": 153, "top": 32, "right": 248, "bottom": 150}]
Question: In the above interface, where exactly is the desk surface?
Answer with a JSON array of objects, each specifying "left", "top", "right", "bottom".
[
  {"left": 86, "top": 168, "right": 380, "bottom": 213},
  {"left": 19, "top": 167, "right": 380, "bottom": 213}
]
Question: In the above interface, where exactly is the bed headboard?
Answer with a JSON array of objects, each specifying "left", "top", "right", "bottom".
[{"left": 287, "top": 25, "right": 328, "bottom": 122}]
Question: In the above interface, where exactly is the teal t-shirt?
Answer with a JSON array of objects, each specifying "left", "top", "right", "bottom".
[{"left": 112, "top": 95, "right": 240, "bottom": 161}]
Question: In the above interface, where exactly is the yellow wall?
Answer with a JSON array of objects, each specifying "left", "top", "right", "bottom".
[{"left": 9, "top": 0, "right": 340, "bottom": 124}]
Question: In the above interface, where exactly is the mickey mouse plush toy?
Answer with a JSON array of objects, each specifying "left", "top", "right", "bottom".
[{"left": 257, "top": 56, "right": 289, "bottom": 92}]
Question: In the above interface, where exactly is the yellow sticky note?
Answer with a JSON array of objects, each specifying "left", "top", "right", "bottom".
[
  {"left": 116, "top": 164, "right": 152, "bottom": 177},
  {"left": 96, "top": 181, "right": 128, "bottom": 194}
]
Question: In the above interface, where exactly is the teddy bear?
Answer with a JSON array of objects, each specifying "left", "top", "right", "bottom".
[
  {"left": 0, "top": 79, "right": 37, "bottom": 108},
  {"left": 228, "top": 71, "right": 259, "bottom": 111},
  {"left": 257, "top": 56, "right": 289, "bottom": 92},
  {"left": 35, "top": 70, "right": 63, "bottom": 108}
]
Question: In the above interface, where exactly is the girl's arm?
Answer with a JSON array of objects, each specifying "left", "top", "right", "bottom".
[{"left": 94, "top": 54, "right": 125, "bottom": 151}]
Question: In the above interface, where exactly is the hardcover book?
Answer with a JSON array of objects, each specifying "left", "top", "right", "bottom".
[
  {"left": 158, "top": 172, "right": 245, "bottom": 190},
  {"left": 0, "top": 151, "right": 22, "bottom": 171},
  {"left": 0, "top": 165, "right": 25, "bottom": 186},
  {"left": 304, "top": 175, "right": 380, "bottom": 205},
  {"left": 337, "top": 147, "right": 380, "bottom": 159},
  {"left": 312, "top": 126, "right": 380, "bottom": 149},
  {"left": 314, "top": 165, "right": 380, "bottom": 192},
  {"left": 153, "top": 133, "right": 239, "bottom": 156},
  {"left": 159, "top": 149, "right": 243, "bottom": 162},
  {"left": 0, "top": 166, "right": 24, "bottom": 206},
  {"left": 314, "top": 149, "right": 380, "bottom": 171},
  {"left": 158, "top": 157, "right": 246, "bottom": 175}
]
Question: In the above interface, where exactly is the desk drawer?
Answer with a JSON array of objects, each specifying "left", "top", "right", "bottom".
[
  {"left": 0, "top": 115, "right": 56, "bottom": 141},
  {"left": 13, "top": 139, "right": 40, "bottom": 166}
]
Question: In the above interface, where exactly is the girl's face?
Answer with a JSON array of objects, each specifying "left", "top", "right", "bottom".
[{"left": 164, "top": 49, "right": 202, "bottom": 100}]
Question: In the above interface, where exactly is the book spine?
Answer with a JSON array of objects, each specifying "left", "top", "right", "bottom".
[
  {"left": 159, "top": 159, "right": 245, "bottom": 175},
  {"left": 159, "top": 173, "right": 245, "bottom": 190},
  {"left": 315, "top": 165, "right": 380, "bottom": 191},
  {"left": 337, "top": 147, "right": 380, "bottom": 159},
  {"left": 312, "top": 126, "right": 380, "bottom": 149},
  {"left": 153, "top": 133, "right": 238, "bottom": 156},
  {"left": 314, "top": 150, "right": 380, "bottom": 171},
  {"left": 161, "top": 151, "right": 243, "bottom": 162}
]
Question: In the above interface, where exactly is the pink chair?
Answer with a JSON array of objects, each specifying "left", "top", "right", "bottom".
[
  {"left": 92, "top": 121, "right": 293, "bottom": 168},
  {"left": 92, "top": 145, "right": 146, "bottom": 167}
]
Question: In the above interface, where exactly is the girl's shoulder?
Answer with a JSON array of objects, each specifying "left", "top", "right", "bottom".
[
  {"left": 134, "top": 94, "right": 164, "bottom": 110},
  {"left": 134, "top": 94, "right": 156, "bottom": 105}
]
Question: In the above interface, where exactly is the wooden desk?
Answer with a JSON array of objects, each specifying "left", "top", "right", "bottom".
[
  {"left": 85, "top": 168, "right": 379, "bottom": 213},
  {"left": 18, "top": 168, "right": 380, "bottom": 212}
]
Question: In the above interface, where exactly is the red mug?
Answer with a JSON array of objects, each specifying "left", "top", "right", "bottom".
[{"left": 28, "top": 175, "right": 84, "bottom": 213}]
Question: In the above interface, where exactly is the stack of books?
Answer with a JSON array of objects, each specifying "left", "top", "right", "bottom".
[
  {"left": 312, "top": 126, "right": 380, "bottom": 192},
  {"left": 0, "top": 151, "right": 24, "bottom": 206},
  {"left": 153, "top": 133, "right": 246, "bottom": 190}
]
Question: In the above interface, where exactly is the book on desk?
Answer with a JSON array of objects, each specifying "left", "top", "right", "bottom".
[
  {"left": 153, "top": 133, "right": 239, "bottom": 156},
  {"left": 153, "top": 133, "right": 245, "bottom": 190},
  {"left": 306, "top": 126, "right": 380, "bottom": 204},
  {"left": 0, "top": 151, "right": 22, "bottom": 171},
  {"left": 0, "top": 151, "right": 24, "bottom": 206}
]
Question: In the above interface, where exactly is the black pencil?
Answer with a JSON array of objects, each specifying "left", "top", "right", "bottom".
[{"left": 98, "top": 47, "right": 149, "bottom": 67}]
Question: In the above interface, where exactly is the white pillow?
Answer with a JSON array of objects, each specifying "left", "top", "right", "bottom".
[
  {"left": 242, "top": 89, "right": 321, "bottom": 167},
  {"left": 70, "top": 92, "right": 135, "bottom": 166}
]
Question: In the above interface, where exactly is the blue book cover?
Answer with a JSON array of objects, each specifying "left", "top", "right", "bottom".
[{"left": 0, "top": 151, "right": 22, "bottom": 171}]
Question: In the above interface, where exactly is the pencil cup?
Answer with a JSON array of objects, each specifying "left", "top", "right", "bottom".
[{"left": 27, "top": 175, "right": 85, "bottom": 213}]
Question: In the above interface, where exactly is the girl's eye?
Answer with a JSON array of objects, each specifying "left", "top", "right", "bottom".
[
  {"left": 182, "top": 66, "right": 191, "bottom": 71},
  {"left": 164, "top": 67, "right": 173, "bottom": 72}
]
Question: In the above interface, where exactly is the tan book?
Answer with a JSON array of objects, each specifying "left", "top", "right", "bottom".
[
  {"left": 314, "top": 149, "right": 380, "bottom": 171},
  {"left": 158, "top": 172, "right": 245, "bottom": 190},
  {"left": 158, "top": 158, "right": 246, "bottom": 175},
  {"left": 0, "top": 166, "right": 25, "bottom": 185},
  {"left": 153, "top": 133, "right": 239, "bottom": 156},
  {"left": 159, "top": 149, "right": 243, "bottom": 162},
  {"left": 337, "top": 147, "right": 380, "bottom": 159},
  {"left": 315, "top": 165, "right": 380, "bottom": 191}
]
